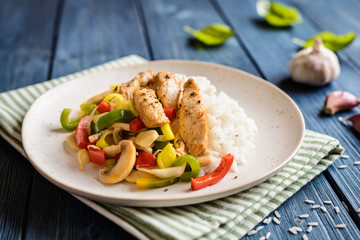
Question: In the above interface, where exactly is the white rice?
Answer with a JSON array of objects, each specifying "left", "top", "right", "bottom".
[{"left": 179, "top": 75, "right": 257, "bottom": 171}]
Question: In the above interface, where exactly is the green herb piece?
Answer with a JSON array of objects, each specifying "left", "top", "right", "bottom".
[
  {"left": 257, "top": 0, "right": 302, "bottom": 27},
  {"left": 303, "top": 31, "right": 356, "bottom": 52},
  {"left": 183, "top": 24, "right": 234, "bottom": 46}
]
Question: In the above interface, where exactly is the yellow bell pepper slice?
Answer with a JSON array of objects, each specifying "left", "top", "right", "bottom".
[
  {"left": 96, "top": 131, "right": 114, "bottom": 149},
  {"left": 103, "top": 93, "right": 127, "bottom": 110},
  {"left": 157, "top": 143, "right": 176, "bottom": 168},
  {"left": 136, "top": 177, "right": 179, "bottom": 189},
  {"left": 156, "top": 135, "right": 168, "bottom": 142},
  {"left": 127, "top": 100, "right": 138, "bottom": 117},
  {"left": 160, "top": 122, "right": 175, "bottom": 141}
]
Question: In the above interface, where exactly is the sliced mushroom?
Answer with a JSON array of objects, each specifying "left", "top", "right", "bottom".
[
  {"left": 99, "top": 140, "right": 136, "bottom": 184},
  {"left": 86, "top": 89, "right": 114, "bottom": 104},
  {"left": 103, "top": 144, "right": 121, "bottom": 158}
]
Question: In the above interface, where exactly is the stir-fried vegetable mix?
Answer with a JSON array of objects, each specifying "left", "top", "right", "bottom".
[{"left": 61, "top": 71, "right": 234, "bottom": 190}]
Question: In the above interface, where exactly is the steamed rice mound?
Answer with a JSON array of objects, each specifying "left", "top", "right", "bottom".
[{"left": 179, "top": 75, "right": 257, "bottom": 172}]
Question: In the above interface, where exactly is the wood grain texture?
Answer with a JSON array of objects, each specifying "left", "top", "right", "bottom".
[
  {"left": 139, "top": 0, "right": 259, "bottom": 75},
  {"left": 23, "top": 0, "right": 147, "bottom": 239},
  {"left": 51, "top": 0, "right": 150, "bottom": 78},
  {"left": 0, "top": 0, "right": 59, "bottom": 239},
  {"left": 216, "top": 1, "right": 360, "bottom": 234},
  {"left": 243, "top": 174, "right": 360, "bottom": 240}
]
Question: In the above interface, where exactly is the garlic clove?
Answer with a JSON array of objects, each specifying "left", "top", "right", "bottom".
[
  {"left": 289, "top": 38, "right": 340, "bottom": 86},
  {"left": 323, "top": 91, "right": 360, "bottom": 115},
  {"left": 339, "top": 114, "right": 360, "bottom": 133}
]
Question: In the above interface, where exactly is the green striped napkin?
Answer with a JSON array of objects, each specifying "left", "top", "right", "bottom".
[{"left": 0, "top": 55, "right": 344, "bottom": 240}]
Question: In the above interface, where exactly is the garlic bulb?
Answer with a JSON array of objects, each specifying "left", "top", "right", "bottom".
[{"left": 289, "top": 38, "right": 340, "bottom": 86}]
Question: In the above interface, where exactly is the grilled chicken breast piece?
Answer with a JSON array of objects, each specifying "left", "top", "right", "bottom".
[
  {"left": 133, "top": 87, "right": 169, "bottom": 128},
  {"left": 179, "top": 78, "right": 208, "bottom": 156},
  {"left": 154, "top": 71, "right": 183, "bottom": 108},
  {"left": 119, "top": 70, "right": 156, "bottom": 100}
]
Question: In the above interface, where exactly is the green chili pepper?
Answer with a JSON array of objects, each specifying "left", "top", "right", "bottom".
[
  {"left": 94, "top": 109, "right": 134, "bottom": 133},
  {"left": 60, "top": 104, "right": 96, "bottom": 131},
  {"left": 136, "top": 177, "right": 179, "bottom": 189},
  {"left": 172, "top": 154, "right": 201, "bottom": 182}
]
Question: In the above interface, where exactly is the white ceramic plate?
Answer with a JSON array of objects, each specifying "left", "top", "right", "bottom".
[{"left": 22, "top": 60, "right": 305, "bottom": 207}]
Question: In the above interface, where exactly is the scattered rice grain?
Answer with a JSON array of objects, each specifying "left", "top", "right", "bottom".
[
  {"left": 342, "top": 201, "right": 349, "bottom": 212},
  {"left": 323, "top": 200, "right": 332, "bottom": 205},
  {"left": 336, "top": 224, "right": 346, "bottom": 229},
  {"left": 321, "top": 206, "right": 327, "bottom": 213},
  {"left": 357, "top": 208, "right": 360, "bottom": 213},
  {"left": 334, "top": 206, "right": 340, "bottom": 214},
  {"left": 305, "top": 199, "right": 315, "bottom": 204},
  {"left": 259, "top": 236, "right": 266, "bottom": 240},
  {"left": 294, "top": 227, "right": 302, "bottom": 232},
  {"left": 354, "top": 161, "right": 360, "bottom": 165},
  {"left": 273, "top": 217, "right": 280, "bottom": 225},
  {"left": 302, "top": 234, "right": 309, "bottom": 240},
  {"left": 307, "top": 226, "right": 313, "bottom": 233},
  {"left": 288, "top": 228, "right": 297, "bottom": 235},
  {"left": 338, "top": 165, "right": 347, "bottom": 169},
  {"left": 341, "top": 155, "right": 349, "bottom": 159},
  {"left": 275, "top": 210, "right": 281, "bottom": 218},
  {"left": 308, "top": 222, "right": 319, "bottom": 226},
  {"left": 299, "top": 214, "right": 309, "bottom": 219},
  {"left": 312, "top": 205, "right": 320, "bottom": 209},
  {"left": 248, "top": 230, "right": 257, "bottom": 236},
  {"left": 256, "top": 226, "right": 264, "bottom": 232},
  {"left": 266, "top": 232, "right": 271, "bottom": 239}
]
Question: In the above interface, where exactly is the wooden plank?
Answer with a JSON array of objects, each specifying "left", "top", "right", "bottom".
[
  {"left": 139, "top": 0, "right": 259, "bottom": 74},
  {"left": 0, "top": 0, "right": 59, "bottom": 239},
  {"left": 293, "top": 0, "right": 360, "bottom": 69},
  {"left": 51, "top": 0, "right": 150, "bottom": 78},
  {"left": 24, "top": 0, "right": 148, "bottom": 239},
  {"left": 216, "top": 0, "right": 360, "bottom": 237},
  {"left": 243, "top": 174, "right": 360, "bottom": 240}
]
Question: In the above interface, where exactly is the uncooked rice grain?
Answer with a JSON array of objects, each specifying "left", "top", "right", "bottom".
[
  {"left": 248, "top": 230, "right": 257, "bottom": 236},
  {"left": 294, "top": 227, "right": 302, "bottom": 232},
  {"left": 336, "top": 224, "right": 346, "bottom": 229},
  {"left": 334, "top": 206, "right": 340, "bottom": 214},
  {"left": 308, "top": 222, "right": 319, "bottom": 226},
  {"left": 275, "top": 210, "right": 281, "bottom": 218},
  {"left": 266, "top": 232, "right": 271, "bottom": 239},
  {"left": 354, "top": 161, "right": 360, "bottom": 165},
  {"left": 273, "top": 217, "right": 280, "bottom": 225},
  {"left": 305, "top": 199, "right": 315, "bottom": 204},
  {"left": 323, "top": 200, "right": 332, "bottom": 205},
  {"left": 312, "top": 205, "right": 320, "bottom": 209},
  {"left": 341, "top": 155, "right": 349, "bottom": 159},
  {"left": 302, "top": 234, "right": 309, "bottom": 240},
  {"left": 256, "top": 226, "right": 264, "bottom": 232},
  {"left": 321, "top": 206, "right": 327, "bottom": 213},
  {"left": 289, "top": 228, "right": 297, "bottom": 235},
  {"left": 299, "top": 214, "right": 309, "bottom": 218},
  {"left": 259, "top": 236, "right": 266, "bottom": 240},
  {"left": 307, "top": 226, "right": 313, "bottom": 233},
  {"left": 338, "top": 165, "right": 347, "bottom": 169}
]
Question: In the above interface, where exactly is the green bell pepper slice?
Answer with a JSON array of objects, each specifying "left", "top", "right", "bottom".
[
  {"left": 173, "top": 154, "right": 201, "bottom": 182},
  {"left": 94, "top": 109, "right": 134, "bottom": 133},
  {"left": 60, "top": 104, "right": 96, "bottom": 131},
  {"left": 136, "top": 177, "right": 179, "bottom": 189}
]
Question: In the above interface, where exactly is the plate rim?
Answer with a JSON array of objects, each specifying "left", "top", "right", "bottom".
[{"left": 22, "top": 59, "right": 305, "bottom": 206}]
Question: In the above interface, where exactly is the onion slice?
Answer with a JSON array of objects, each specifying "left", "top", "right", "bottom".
[{"left": 136, "top": 165, "right": 186, "bottom": 179}]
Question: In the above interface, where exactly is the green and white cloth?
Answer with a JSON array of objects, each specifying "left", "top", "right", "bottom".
[{"left": 0, "top": 55, "right": 344, "bottom": 240}]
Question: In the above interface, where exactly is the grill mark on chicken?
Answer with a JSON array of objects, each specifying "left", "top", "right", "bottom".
[
  {"left": 133, "top": 87, "right": 169, "bottom": 128},
  {"left": 179, "top": 78, "right": 208, "bottom": 157}
]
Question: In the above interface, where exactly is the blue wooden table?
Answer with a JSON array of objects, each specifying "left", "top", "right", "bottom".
[{"left": 1, "top": 0, "right": 360, "bottom": 239}]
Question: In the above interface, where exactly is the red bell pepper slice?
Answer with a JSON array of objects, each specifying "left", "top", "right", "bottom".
[
  {"left": 96, "top": 101, "right": 110, "bottom": 113},
  {"left": 135, "top": 152, "right": 157, "bottom": 167},
  {"left": 88, "top": 147, "right": 106, "bottom": 165},
  {"left": 75, "top": 116, "right": 91, "bottom": 148},
  {"left": 191, "top": 153, "right": 234, "bottom": 191},
  {"left": 164, "top": 106, "right": 176, "bottom": 121},
  {"left": 129, "top": 116, "right": 145, "bottom": 132}
]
